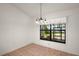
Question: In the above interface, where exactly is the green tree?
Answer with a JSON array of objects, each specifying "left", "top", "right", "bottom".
[{"left": 43, "top": 25, "right": 50, "bottom": 38}]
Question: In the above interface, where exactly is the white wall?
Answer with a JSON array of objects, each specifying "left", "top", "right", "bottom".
[
  {"left": 33, "top": 8, "right": 79, "bottom": 55},
  {"left": 0, "top": 4, "right": 34, "bottom": 55}
]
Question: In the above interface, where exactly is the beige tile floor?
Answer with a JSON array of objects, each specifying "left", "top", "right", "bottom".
[{"left": 3, "top": 43, "right": 75, "bottom": 56}]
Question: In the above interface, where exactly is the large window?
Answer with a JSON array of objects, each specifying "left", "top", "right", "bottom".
[{"left": 40, "top": 24, "right": 66, "bottom": 44}]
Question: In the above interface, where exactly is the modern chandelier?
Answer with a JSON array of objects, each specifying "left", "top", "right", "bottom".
[{"left": 36, "top": 3, "right": 47, "bottom": 25}]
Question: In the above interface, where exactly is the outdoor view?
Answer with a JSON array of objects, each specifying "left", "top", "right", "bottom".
[
  {"left": 40, "top": 24, "right": 66, "bottom": 43},
  {"left": 40, "top": 25, "right": 50, "bottom": 40}
]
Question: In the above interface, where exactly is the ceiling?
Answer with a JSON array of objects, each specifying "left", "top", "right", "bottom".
[{"left": 9, "top": 3, "right": 79, "bottom": 18}]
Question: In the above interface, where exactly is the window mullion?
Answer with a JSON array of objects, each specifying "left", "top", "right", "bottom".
[
  {"left": 53, "top": 24, "right": 54, "bottom": 40},
  {"left": 50, "top": 24, "right": 51, "bottom": 41}
]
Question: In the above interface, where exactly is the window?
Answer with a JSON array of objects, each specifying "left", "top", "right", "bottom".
[{"left": 40, "top": 23, "right": 66, "bottom": 44}]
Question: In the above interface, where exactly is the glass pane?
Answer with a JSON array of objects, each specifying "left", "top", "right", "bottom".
[
  {"left": 62, "top": 36, "right": 65, "bottom": 40},
  {"left": 40, "top": 31, "right": 50, "bottom": 40},
  {"left": 54, "top": 31, "right": 61, "bottom": 40},
  {"left": 59, "top": 24, "right": 62, "bottom": 27},
  {"left": 54, "top": 24, "right": 57, "bottom": 27},
  {"left": 40, "top": 23, "right": 66, "bottom": 43},
  {"left": 51, "top": 31, "right": 53, "bottom": 39},
  {"left": 51, "top": 31, "right": 62, "bottom": 40},
  {"left": 62, "top": 28, "right": 66, "bottom": 30},
  {"left": 62, "top": 31, "right": 65, "bottom": 40},
  {"left": 54, "top": 31, "right": 61, "bottom": 35},
  {"left": 51, "top": 24, "right": 62, "bottom": 30},
  {"left": 51, "top": 24, "right": 54, "bottom": 30},
  {"left": 40, "top": 25, "right": 50, "bottom": 30},
  {"left": 54, "top": 36, "right": 61, "bottom": 40},
  {"left": 62, "top": 32, "right": 65, "bottom": 36},
  {"left": 62, "top": 24, "right": 66, "bottom": 27},
  {"left": 54, "top": 28, "right": 61, "bottom": 30}
]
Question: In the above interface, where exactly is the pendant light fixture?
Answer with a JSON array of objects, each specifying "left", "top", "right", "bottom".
[{"left": 36, "top": 3, "right": 47, "bottom": 25}]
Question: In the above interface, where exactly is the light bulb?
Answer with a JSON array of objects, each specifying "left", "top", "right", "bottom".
[{"left": 36, "top": 21, "right": 39, "bottom": 24}]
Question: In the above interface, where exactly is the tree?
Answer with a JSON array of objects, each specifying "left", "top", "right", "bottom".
[{"left": 43, "top": 25, "right": 50, "bottom": 38}]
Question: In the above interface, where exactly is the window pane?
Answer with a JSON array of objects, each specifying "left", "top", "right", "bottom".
[
  {"left": 62, "top": 24, "right": 66, "bottom": 27},
  {"left": 54, "top": 28, "right": 61, "bottom": 30},
  {"left": 51, "top": 24, "right": 66, "bottom": 43},
  {"left": 51, "top": 24, "right": 61, "bottom": 30},
  {"left": 51, "top": 31, "right": 53, "bottom": 39},
  {"left": 62, "top": 36, "right": 65, "bottom": 40},
  {"left": 62, "top": 24, "right": 66, "bottom": 30},
  {"left": 54, "top": 36, "right": 61, "bottom": 40},
  {"left": 54, "top": 32, "right": 61, "bottom": 40},
  {"left": 40, "top": 23, "right": 66, "bottom": 44},
  {"left": 40, "top": 25, "right": 50, "bottom": 30},
  {"left": 62, "top": 31, "right": 65, "bottom": 40},
  {"left": 54, "top": 32, "right": 61, "bottom": 36},
  {"left": 40, "top": 31, "right": 50, "bottom": 40}
]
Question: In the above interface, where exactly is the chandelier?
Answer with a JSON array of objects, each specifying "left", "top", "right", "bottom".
[{"left": 36, "top": 3, "right": 47, "bottom": 25}]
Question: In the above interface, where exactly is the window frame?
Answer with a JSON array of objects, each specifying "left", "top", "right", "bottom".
[{"left": 40, "top": 24, "right": 66, "bottom": 44}]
